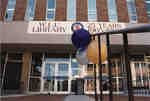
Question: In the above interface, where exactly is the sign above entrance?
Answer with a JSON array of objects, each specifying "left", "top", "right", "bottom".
[{"left": 27, "top": 21, "right": 127, "bottom": 34}]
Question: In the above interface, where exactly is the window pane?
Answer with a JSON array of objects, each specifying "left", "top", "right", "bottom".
[
  {"left": 58, "top": 64, "right": 69, "bottom": 76},
  {"left": 47, "top": 10, "right": 55, "bottom": 19},
  {"left": 45, "top": 64, "right": 55, "bottom": 77},
  {"left": 145, "top": 0, "right": 150, "bottom": 21},
  {"left": 57, "top": 80, "right": 68, "bottom": 91},
  {"left": 5, "top": 0, "right": 16, "bottom": 21},
  {"left": 7, "top": 0, "right": 16, "bottom": 9},
  {"left": 44, "top": 80, "right": 55, "bottom": 91},
  {"left": 67, "top": 0, "right": 76, "bottom": 20},
  {"left": 48, "top": 0, "right": 55, "bottom": 9},
  {"left": 127, "top": 0, "right": 138, "bottom": 23},
  {"left": 46, "top": 0, "right": 56, "bottom": 20},
  {"left": 71, "top": 58, "right": 79, "bottom": 76},
  {"left": 88, "top": 0, "right": 96, "bottom": 10},
  {"left": 88, "top": 0, "right": 97, "bottom": 21},
  {"left": 107, "top": 0, "right": 118, "bottom": 22},
  {"left": 25, "top": 0, "right": 35, "bottom": 21},
  {"left": 29, "top": 78, "right": 41, "bottom": 92}
]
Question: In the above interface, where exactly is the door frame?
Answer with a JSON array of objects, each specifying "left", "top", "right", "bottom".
[{"left": 41, "top": 61, "right": 72, "bottom": 94}]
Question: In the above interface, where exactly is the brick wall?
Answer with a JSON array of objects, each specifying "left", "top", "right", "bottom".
[
  {"left": 135, "top": 0, "right": 149, "bottom": 23},
  {"left": 96, "top": 0, "right": 109, "bottom": 22},
  {"left": 55, "top": 0, "right": 67, "bottom": 21},
  {"left": 76, "top": 0, "right": 88, "bottom": 21},
  {"left": 116, "top": 0, "right": 129, "bottom": 22},
  {"left": 13, "top": 0, "right": 27, "bottom": 20},
  {"left": 0, "top": 0, "right": 8, "bottom": 21},
  {"left": 0, "top": 0, "right": 149, "bottom": 23},
  {"left": 34, "top": 0, "right": 46, "bottom": 20}
]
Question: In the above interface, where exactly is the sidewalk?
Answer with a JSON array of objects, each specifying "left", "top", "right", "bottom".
[
  {"left": 1, "top": 94, "right": 66, "bottom": 101},
  {"left": 1, "top": 94, "right": 150, "bottom": 101}
]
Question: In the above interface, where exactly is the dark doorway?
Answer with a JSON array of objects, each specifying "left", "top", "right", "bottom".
[
  {"left": 71, "top": 80, "right": 77, "bottom": 94},
  {"left": 3, "top": 62, "right": 22, "bottom": 91},
  {"left": 71, "top": 79, "right": 84, "bottom": 95}
]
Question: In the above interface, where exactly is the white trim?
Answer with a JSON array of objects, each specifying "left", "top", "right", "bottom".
[{"left": 41, "top": 59, "right": 71, "bottom": 94}]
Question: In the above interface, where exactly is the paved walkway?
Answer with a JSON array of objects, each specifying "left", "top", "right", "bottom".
[
  {"left": 64, "top": 95, "right": 95, "bottom": 101},
  {"left": 1, "top": 94, "right": 150, "bottom": 101}
]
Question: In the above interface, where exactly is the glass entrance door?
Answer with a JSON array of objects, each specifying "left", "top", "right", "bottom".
[
  {"left": 42, "top": 62, "right": 71, "bottom": 94},
  {"left": 43, "top": 63, "right": 56, "bottom": 93}
]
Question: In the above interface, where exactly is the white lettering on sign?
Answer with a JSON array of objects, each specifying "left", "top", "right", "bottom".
[{"left": 27, "top": 21, "right": 127, "bottom": 34}]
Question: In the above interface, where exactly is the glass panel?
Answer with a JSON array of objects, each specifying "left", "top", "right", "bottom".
[
  {"left": 107, "top": 0, "right": 118, "bottom": 22},
  {"left": 48, "top": 0, "right": 55, "bottom": 9},
  {"left": 29, "top": 78, "right": 41, "bottom": 92},
  {"left": 86, "top": 80, "right": 94, "bottom": 92},
  {"left": 46, "top": 0, "right": 56, "bottom": 20},
  {"left": 67, "top": 0, "right": 76, "bottom": 21},
  {"left": 126, "top": 0, "right": 138, "bottom": 23},
  {"left": 145, "top": 0, "right": 150, "bottom": 21},
  {"left": 58, "top": 63, "right": 69, "bottom": 76},
  {"left": 5, "top": 0, "right": 16, "bottom": 21},
  {"left": 88, "top": 0, "right": 97, "bottom": 21},
  {"left": 87, "top": 64, "right": 94, "bottom": 76},
  {"left": 71, "top": 58, "right": 79, "bottom": 76},
  {"left": 45, "top": 64, "right": 55, "bottom": 77},
  {"left": 44, "top": 80, "right": 55, "bottom": 91},
  {"left": 30, "top": 53, "right": 42, "bottom": 76},
  {"left": 57, "top": 80, "right": 68, "bottom": 91},
  {"left": 25, "top": 0, "right": 35, "bottom": 21},
  {"left": 47, "top": 10, "right": 55, "bottom": 19}
]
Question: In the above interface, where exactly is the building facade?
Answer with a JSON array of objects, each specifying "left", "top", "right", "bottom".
[{"left": 1, "top": 0, "right": 150, "bottom": 95}]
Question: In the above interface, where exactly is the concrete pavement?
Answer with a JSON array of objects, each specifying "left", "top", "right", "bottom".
[{"left": 1, "top": 94, "right": 150, "bottom": 101}]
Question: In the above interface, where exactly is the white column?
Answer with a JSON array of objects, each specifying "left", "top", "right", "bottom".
[
  {"left": 55, "top": 63, "right": 58, "bottom": 93},
  {"left": 68, "top": 54, "right": 72, "bottom": 93},
  {"left": 40, "top": 53, "right": 46, "bottom": 92}
]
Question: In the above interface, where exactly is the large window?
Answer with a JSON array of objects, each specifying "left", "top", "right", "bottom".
[
  {"left": 45, "top": 64, "right": 55, "bottom": 77},
  {"left": 126, "top": 0, "right": 138, "bottom": 23},
  {"left": 67, "top": 0, "right": 76, "bottom": 21},
  {"left": 5, "top": 0, "right": 16, "bottom": 21},
  {"left": 46, "top": 0, "right": 56, "bottom": 20},
  {"left": 88, "top": 0, "right": 97, "bottom": 21},
  {"left": 107, "top": 0, "right": 118, "bottom": 22},
  {"left": 145, "top": 0, "right": 150, "bottom": 21},
  {"left": 29, "top": 53, "right": 43, "bottom": 92},
  {"left": 25, "top": 0, "right": 36, "bottom": 21},
  {"left": 58, "top": 63, "right": 69, "bottom": 76}
]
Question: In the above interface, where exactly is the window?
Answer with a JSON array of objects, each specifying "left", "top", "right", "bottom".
[
  {"left": 145, "top": 0, "right": 150, "bottom": 21},
  {"left": 45, "top": 64, "right": 55, "bottom": 77},
  {"left": 88, "top": 0, "right": 97, "bottom": 21},
  {"left": 57, "top": 80, "right": 68, "bottom": 91},
  {"left": 46, "top": 0, "right": 56, "bottom": 20},
  {"left": 126, "top": 0, "right": 138, "bottom": 23},
  {"left": 58, "top": 63, "right": 69, "bottom": 76},
  {"left": 5, "top": 0, "right": 16, "bottom": 21},
  {"left": 67, "top": 0, "right": 76, "bottom": 21},
  {"left": 71, "top": 58, "right": 79, "bottom": 76},
  {"left": 107, "top": 0, "right": 118, "bottom": 22},
  {"left": 25, "top": 0, "right": 36, "bottom": 21},
  {"left": 29, "top": 53, "right": 43, "bottom": 92}
]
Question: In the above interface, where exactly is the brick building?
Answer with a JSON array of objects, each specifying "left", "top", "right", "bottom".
[{"left": 1, "top": 0, "right": 150, "bottom": 96}]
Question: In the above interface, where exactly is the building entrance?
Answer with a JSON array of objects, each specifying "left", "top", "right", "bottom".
[
  {"left": 1, "top": 53, "right": 22, "bottom": 95},
  {"left": 42, "top": 61, "right": 71, "bottom": 94}
]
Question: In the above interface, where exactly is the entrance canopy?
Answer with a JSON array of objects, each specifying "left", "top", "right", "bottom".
[{"left": 1, "top": 21, "right": 150, "bottom": 53}]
